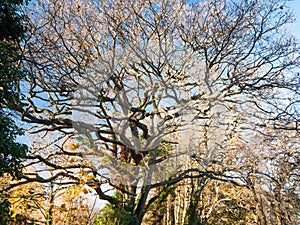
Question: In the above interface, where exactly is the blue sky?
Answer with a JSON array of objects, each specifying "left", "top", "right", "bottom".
[{"left": 288, "top": 0, "right": 300, "bottom": 38}]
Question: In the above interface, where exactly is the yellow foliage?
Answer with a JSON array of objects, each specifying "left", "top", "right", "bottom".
[{"left": 71, "top": 143, "right": 80, "bottom": 150}]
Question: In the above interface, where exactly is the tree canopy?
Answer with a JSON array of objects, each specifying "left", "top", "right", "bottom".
[{"left": 1, "top": 0, "right": 299, "bottom": 224}]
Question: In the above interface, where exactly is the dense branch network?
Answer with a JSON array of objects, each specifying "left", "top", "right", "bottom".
[{"left": 2, "top": 0, "right": 299, "bottom": 224}]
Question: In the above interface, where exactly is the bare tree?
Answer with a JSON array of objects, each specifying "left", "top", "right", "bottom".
[{"left": 3, "top": 0, "right": 300, "bottom": 224}]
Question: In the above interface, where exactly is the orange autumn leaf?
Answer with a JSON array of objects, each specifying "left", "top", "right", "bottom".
[
  {"left": 82, "top": 188, "right": 89, "bottom": 194},
  {"left": 70, "top": 157, "right": 75, "bottom": 163}
]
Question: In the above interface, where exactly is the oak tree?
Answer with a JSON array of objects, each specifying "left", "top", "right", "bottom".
[{"left": 3, "top": 0, "right": 300, "bottom": 224}]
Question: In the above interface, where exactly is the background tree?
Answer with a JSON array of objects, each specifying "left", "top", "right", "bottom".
[
  {"left": 2, "top": 0, "right": 299, "bottom": 224},
  {"left": 0, "top": 0, "right": 28, "bottom": 180},
  {"left": 0, "top": 0, "right": 29, "bottom": 223},
  {"left": 0, "top": 168, "right": 100, "bottom": 225},
  {"left": 143, "top": 128, "right": 299, "bottom": 225}
]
